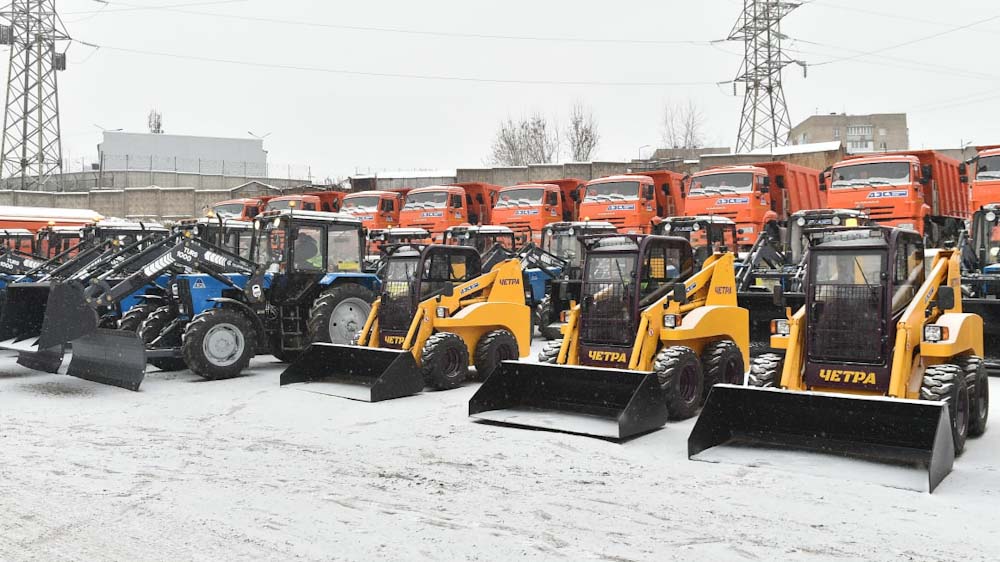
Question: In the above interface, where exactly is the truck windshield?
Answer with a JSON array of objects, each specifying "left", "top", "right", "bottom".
[
  {"left": 583, "top": 181, "right": 639, "bottom": 202},
  {"left": 266, "top": 199, "right": 304, "bottom": 211},
  {"left": 495, "top": 188, "right": 544, "bottom": 208},
  {"left": 831, "top": 162, "right": 910, "bottom": 188},
  {"left": 813, "top": 252, "right": 883, "bottom": 285},
  {"left": 977, "top": 156, "right": 1000, "bottom": 181},
  {"left": 213, "top": 203, "right": 246, "bottom": 218},
  {"left": 403, "top": 191, "right": 449, "bottom": 210},
  {"left": 689, "top": 173, "right": 754, "bottom": 195},
  {"left": 343, "top": 196, "right": 380, "bottom": 213}
]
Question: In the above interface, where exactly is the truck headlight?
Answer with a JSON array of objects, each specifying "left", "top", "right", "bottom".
[
  {"left": 797, "top": 217, "right": 807, "bottom": 227},
  {"left": 924, "top": 325, "right": 948, "bottom": 342},
  {"left": 663, "top": 314, "right": 681, "bottom": 328},
  {"left": 771, "top": 319, "right": 790, "bottom": 336},
  {"left": 436, "top": 306, "right": 448, "bottom": 318},
  {"left": 831, "top": 216, "right": 842, "bottom": 225}
]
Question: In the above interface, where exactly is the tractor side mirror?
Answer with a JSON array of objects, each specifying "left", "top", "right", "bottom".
[
  {"left": 936, "top": 286, "right": 955, "bottom": 311},
  {"left": 772, "top": 285, "right": 786, "bottom": 308},
  {"left": 671, "top": 282, "right": 688, "bottom": 305}
]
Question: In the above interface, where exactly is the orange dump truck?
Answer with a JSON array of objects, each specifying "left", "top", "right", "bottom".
[
  {"left": 825, "top": 150, "right": 968, "bottom": 244},
  {"left": 265, "top": 191, "right": 345, "bottom": 213},
  {"left": 577, "top": 171, "right": 686, "bottom": 233},
  {"left": 492, "top": 179, "right": 584, "bottom": 244},
  {"left": 684, "top": 162, "right": 823, "bottom": 251},
  {"left": 968, "top": 146, "right": 1000, "bottom": 211},
  {"left": 398, "top": 183, "right": 502, "bottom": 240},
  {"left": 211, "top": 197, "right": 271, "bottom": 220},
  {"left": 342, "top": 189, "right": 411, "bottom": 230}
]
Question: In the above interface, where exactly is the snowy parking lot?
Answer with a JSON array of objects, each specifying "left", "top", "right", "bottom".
[{"left": 2, "top": 342, "right": 999, "bottom": 562}]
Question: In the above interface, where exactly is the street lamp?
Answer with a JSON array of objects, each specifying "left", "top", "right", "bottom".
[{"left": 638, "top": 145, "right": 652, "bottom": 161}]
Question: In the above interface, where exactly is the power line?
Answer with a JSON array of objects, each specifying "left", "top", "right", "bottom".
[
  {"left": 63, "top": 0, "right": 247, "bottom": 16},
  {"left": 807, "top": 0, "right": 1000, "bottom": 36},
  {"left": 786, "top": 40, "right": 1000, "bottom": 82}
]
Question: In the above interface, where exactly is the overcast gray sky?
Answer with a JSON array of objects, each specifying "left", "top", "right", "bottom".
[{"left": 45, "top": 0, "right": 1000, "bottom": 180}]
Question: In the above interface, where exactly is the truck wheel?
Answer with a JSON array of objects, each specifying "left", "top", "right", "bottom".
[
  {"left": 538, "top": 339, "right": 562, "bottom": 364},
  {"left": 118, "top": 304, "right": 155, "bottom": 332},
  {"left": 654, "top": 346, "right": 704, "bottom": 420},
  {"left": 141, "top": 306, "right": 187, "bottom": 372},
  {"left": 420, "top": 332, "right": 469, "bottom": 390},
  {"left": 921, "top": 363, "right": 970, "bottom": 456},
  {"left": 182, "top": 308, "right": 255, "bottom": 380},
  {"left": 956, "top": 356, "right": 989, "bottom": 437},
  {"left": 748, "top": 353, "right": 784, "bottom": 388},
  {"left": 701, "top": 340, "right": 745, "bottom": 397},
  {"left": 538, "top": 296, "right": 562, "bottom": 340},
  {"left": 474, "top": 329, "right": 518, "bottom": 380},
  {"left": 307, "top": 284, "right": 374, "bottom": 345}
]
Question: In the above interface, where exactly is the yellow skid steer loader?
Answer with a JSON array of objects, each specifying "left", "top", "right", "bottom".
[
  {"left": 280, "top": 244, "right": 531, "bottom": 401},
  {"left": 470, "top": 234, "right": 749, "bottom": 440},
  {"left": 690, "top": 226, "right": 989, "bottom": 492}
]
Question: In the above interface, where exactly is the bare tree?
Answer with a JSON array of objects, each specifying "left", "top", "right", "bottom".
[
  {"left": 661, "top": 99, "right": 706, "bottom": 149},
  {"left": 490, "top": 114, "right": 560, "bottom": 166},
  {"left": 566, "top": 103, "right": 599, "bottom": 162}
]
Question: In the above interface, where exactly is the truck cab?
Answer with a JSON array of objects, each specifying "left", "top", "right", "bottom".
[
  {"left": 967, "top": 146, "right": 1000, "bottom": 212},
  {"left": 212, "top": 197, "right": 269, "bottom": 221},
  {"left": 493, "top": 179, "right": 583, "bottom": 244},
  {"left": 265, "top": 192, "right": 345, "bottom": 213},
  {"left": 399, "top": 183, "right": 501, "bottom": 240},
  {"left": 0, "top": 228, "right": 36, "bottom": 255},
  {"left": 342, "top": 190, "right": 408, "bottom": 230},
  {"left": 579, "top": 172, "right": 683, "bottom": 234}
]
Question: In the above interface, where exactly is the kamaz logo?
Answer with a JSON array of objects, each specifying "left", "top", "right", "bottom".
[
  {"left": 422, "top": 211, "right": 444, "bottom": 218},
  {"left": 499, "top": 278, "right": 520, "bottom": 286},
  {"left": 358, "top": 215, "right": 375, "bottom": 221},
  {"left": 607, "top": 204, "right": 636, "bottom": 211},
  {"left": 716, "top": 198, "right": 749, "bottom": 205},
  {"left": 588, "top": 350, "right": 627, "bottom": 363},
  {"left": 867, "top": 190, "right": 907, "bottom": 199},
  {"left": 384, "top": 335, "right": 405, "bottom": 345},
  {"left": 514, "top": 209, "right": 540, "bottom": 216},
  {"left": 460, "top": 282, "right": 480, "bottom": 295},
  {"left": 818, "top": 369, "right": 876, "bottom": 385}
]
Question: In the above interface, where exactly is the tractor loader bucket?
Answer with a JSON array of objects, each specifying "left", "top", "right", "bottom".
[
  {"left": 689, "top": 385, "right": 955, "bottom": 493},
  {"left": 0, "top": 282, "right": 97, "bottom": 352},
  {"left": 469, "top": 361, "right": 668, "bottom": 441},
  {"left": 66, "top": 329, "right": 147, "bottom": 391},
  {"left": 16, "top": 346, "right": 64, "bottom": 374},
  {"left": 961, "top": 297, "right": 1000, "bottom": 373},
  {"left": 279, "top": 343, "right": 425, "bottom": 402}
]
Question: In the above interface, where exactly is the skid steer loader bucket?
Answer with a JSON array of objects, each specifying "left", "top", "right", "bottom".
[
  {"left": 0, "top": 282, "right": 97, "bottom": 352},
  {"left": 689, "top": 385, "right": 955, "bottom": 492},
  {"left": 961, "top": 297, "right": 1000, "bottom": 373},
  {"left": 66, "top": 329, "right": 147, "bottom": 391},
  {"left": 279, "top": 343, "right": 425, "bottom": 402},
  {"left": 469, "top": 361, "right": 668, "bottom": 441}
]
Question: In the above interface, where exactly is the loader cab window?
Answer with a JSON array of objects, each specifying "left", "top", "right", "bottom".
[
  {"left": 891, "top": 235, "right": 925, "bottom": 313},
  {"left": 976, "top": 156, "right": 1000, "bottom": 181},
  {"left": 327, "top": 225, "right": 362, "bottom": 272},
  {"left": 639, "top": 243, "right": 692, "bottom": 308},
  {"left": 420, "top": 250, "right": 481, "bottom": 297},
  {"left": 293, "top": 226, "right": 324, "bottom": 271},
  {"left": 813, "top": 252, "right": 883, "bottom": 287},
  {"left": 809, "top": 250, "right": 886, "bottom": 363},
  {"left": 543, "top": 227, "right": 584, "bottom": 267},
  {"left": 255, "top": 219, "right": 289, "bottom": 273},
  {"left": 973, "top": 210, "right": 1000, "bottom": 265},
  {"left": 477, "top": 233, "right": 515, "bottom": 253}
]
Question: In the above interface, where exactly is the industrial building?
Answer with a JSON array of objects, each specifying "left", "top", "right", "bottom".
[{"left": 788, "top": 113, "right": 909, "bottom": 154}]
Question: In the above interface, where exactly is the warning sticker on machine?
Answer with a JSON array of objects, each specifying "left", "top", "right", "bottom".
[{"left": 193, "top": 279, "right": 207, "bottom": 289}]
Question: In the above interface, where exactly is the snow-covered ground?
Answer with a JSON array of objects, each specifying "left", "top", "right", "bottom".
[{"left": 1, "top": 341, "right": 998, "bottom": 561}]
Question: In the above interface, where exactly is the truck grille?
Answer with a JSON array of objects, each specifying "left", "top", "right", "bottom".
[
  {"left": 378, "top": 281, "right": 414, "bottom": 333},
  {"left": 808, "top": 284, "right": 883, "bottom": 363},
  {"left": 579, "top": 281, "right": 633, "bottom": 346}
]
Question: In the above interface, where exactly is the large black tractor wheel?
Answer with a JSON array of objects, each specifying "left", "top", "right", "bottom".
[
  {"left": 748, "top": 353, "right": 784, "bottom": 388},
  {"left": 118, "top": 304, "right": 156, "bottom": 332},
  {"left": 653, "top": 346, "right": 704, "bottom": 420},
  {"left": 701, "top": 340, "right": 745, "bottom": 398},
  {"left": 921, "top": 363, "right": 970, "bottom": 456},
  {"left": 307, "top": 284, "right": 375, "bottom": 345},
  {"left": 955, "top": 356, "right": 989, "bottom": 437},
  {"left": 182, "top": 308, "right": 255, "bottom": 380},
  {"left": 420, "top": 332, "right": 469, "bottom": 391},
  {"left": 538, "top": 339, "right": 562, "bottom": 364},
  {"left": 537, "top": 296, "right": 562, "bottom": 341},
  {"left": 473, "top": 329, "right": 518, "bottom": 380},
  {"left": 141, "top": 306, "right": 187, "bottom": 372}
]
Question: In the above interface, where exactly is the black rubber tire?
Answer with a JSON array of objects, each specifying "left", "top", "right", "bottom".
[
  {"left": 307, "top": 284, "right": 375, "bottom": 345},
  {"left": 701, "top": 340, "right": 745, "bottom": 397},
  {"left": 538, "top": 339, "right": 562, "bottom": 364},
  {"left": 653, "top": 346, "right": 704, "bottom": 420},
  {"left": 921, "top": 363, "right": 970, "bottom": 456},
  {"left": 140, "top": 306, "right": 187, "bottom": 372},
  {"left": 538, "top": 296, "right": 562, "bottom": 341},
  {"left": 182, "top": 307, "right": 255, "bottom": 380},
  {"left": 956, "top": 356, "right": 989, "bottom": 437},
  {"left": 748, "top": 353, "right": 784, "bottom": 388},
  {"left": 420, "top": 332, "right": 469, "bottom": 391},
  {"left": 118, "top": 304, "right": 155, "bottom": 332},
  {"left": 473, "top": 329, "right": 518, "bottom": 381}
]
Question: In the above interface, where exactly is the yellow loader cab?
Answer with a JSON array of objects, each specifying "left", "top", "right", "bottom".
[
  {"left": 280, "top": 244, "right": 531, "bottom": 402},
  {"left": 470, "top": 234, "right": 749, "bottom": 440},
  {"left": 690, "top": 226, "right": 989, "bottom": 492}
]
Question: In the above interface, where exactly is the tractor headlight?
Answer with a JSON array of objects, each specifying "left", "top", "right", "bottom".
[
  {"left": 924, "top": 325, "right": 948, "bottom": 342},
  {"left": 831, "top": 216, "right": 842, "bottom": 226},
  {"left": 662, "top": 224, "right": 672, "bottom": 233},
  {"left": 771, "top": 319, "right": 790, "bottom": 336},
  {"left": 797, "top": 217, "right": 807, "bottom": 227},
  {"left": 436, "top": 306, "right": 448, "bottom": 318},
  {"left": 663, "top": 314, "right": 681, "bottom": 328}
]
